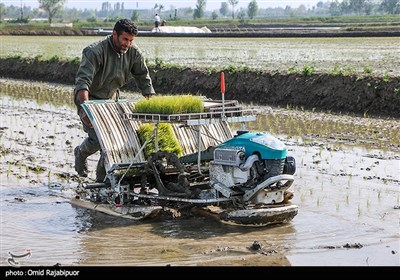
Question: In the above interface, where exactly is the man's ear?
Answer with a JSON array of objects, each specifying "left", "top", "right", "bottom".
[{"left": 112, "top": 30, "right": 118, "bottom": 39}]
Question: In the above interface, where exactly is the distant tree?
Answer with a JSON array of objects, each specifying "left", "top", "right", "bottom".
[
  {"left": 154, "top": 3, "right": 164, "bottom": 14},
  {"left": 220, "top": 2, "right": 229, "bottom": 16},
  {"left": 284, "top": 5, "right": 293, "bottom": 16},
  {"left": 100, "top": 2, "right": 111, "bottom": 18},
  {"left": 0, "top": 3, "right": 6, "bottom": 21},
  {"left": 228, "top": 0, "right": 239, "bottom": 18},
  {"left": 184, "top": 7, "right": 194, "bottom": 16},
  {"left": 364, "top": 0, "right": 373, "bottom": 15},
  {"left": 296, "top": 4, "right": 308, "bottom": 16},
  {"left": 380, "top": 0, "right": 400, "bottom": 14},
  {"left": 193, "top": 0, "right": 206, "bottom": 19},
  {"left": 237, "top": 8, "right": 246, "bottom": 23},
  {"left": 64, "top": 7, "right": 79, "bottom": 21},
  {"left": 212, "top": 10, "right": 218, "bottom": 19},
  {"left": 329, "top": 0, "right": 342, "bottom": 16},
  {"left": 131, "top": 11, "right": 140, "bottom": 22},
  {"left": 38, "top": 0, "right": 66, "bottom": 24},
  {"left": 349, "top": 0, "right": 366, "bottom": 15},
  {"left": 157, "top": 4, "right": 164, "bottom": 14},
  {"left": 247, "top": 0, "right": 258, "bottom": 19},
  {"left": 339, "top": 0, "right": 351, "bottom": 14}
]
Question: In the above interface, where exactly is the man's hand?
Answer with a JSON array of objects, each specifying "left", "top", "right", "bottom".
[
  {"left": 79, "top": 109, "right": 93, "bottom": 128},
  {"left": 76, "top": 89, "right": 89, "bottom": 105}
]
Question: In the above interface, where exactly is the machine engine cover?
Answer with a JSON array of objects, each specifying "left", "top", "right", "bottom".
[
  {"left": 218, "top": 132, "right": 287, "bottom": 160},
  {"left": 209, "top": 162, "right": 249, "bottom": 186},
  {"left": 213, "top": 147, "right": 245, "bottom": 167}
]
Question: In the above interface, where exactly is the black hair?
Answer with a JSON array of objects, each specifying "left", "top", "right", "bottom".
[{"left": 113, "top": 19, "right": 138, "bottom": 36}]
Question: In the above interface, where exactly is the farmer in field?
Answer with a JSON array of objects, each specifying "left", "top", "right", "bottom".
[
  {"left": 73, "top": 18, "right": 155, "bottom": 182},
  {"left": 154, "top": 14, "right": 161, "bottom": 28}
]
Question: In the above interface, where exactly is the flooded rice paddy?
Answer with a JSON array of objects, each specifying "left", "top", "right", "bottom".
[
  {"left": 0, "top": 79, "right": 399, "bottom": 267},
  {"left": 1, "top": 35, "right": 399, "bottom": 76}
]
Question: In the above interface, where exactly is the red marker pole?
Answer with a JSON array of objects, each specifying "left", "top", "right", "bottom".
[{"left": 220, "top": 72, "right": 225, "bottom": 118}]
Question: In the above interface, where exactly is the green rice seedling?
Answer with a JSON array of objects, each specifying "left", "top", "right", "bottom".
[
  {"left": 68, "top": 57, "right": 81, "bottom": 65},
  {"left": 362, "top": 66, "right": 373, "bottom": 74},
  {"left": 34, "top": 54, "right": 45, "bottom": 61},
  {"left": 382, "top": 72, "right": 390, "bottom": 82},
  {"left": 138, "top": 123, "right": 183, "bottom": 159},
  {"left": 8, "top": 54, "right": 22, "bottom": 59},
  {"left": 6, "top": 163, "right": 12, "bottom": 177},
  {"left": 34, "top": 166, "right": 45, "bottom": 174},
  {"left": 155, "top": 57, "right": 165, "bottom": 67},
  {"left": 48, "top": 55, "right": 61, "bottom": 63},
  {"left": 302, "top": 65, "right": 315, "bottom": 76},
  {"left": 134, "top": 95, "right": 204, "bottom": 114},
  {"left": 288, "top": 66, "right": 298, "bottom": 74},
  {"left": 331, "top": 64, "right": 343, "bottom": 75},
  {"left": 340, "top": 67, "right": 353, "bottom": 76}
]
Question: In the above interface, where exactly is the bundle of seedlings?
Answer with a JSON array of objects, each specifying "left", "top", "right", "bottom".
[
  {"left": 137, "top": 123, "right": 183, "bottom": 159},
  {"left": 134, "top": 95, "right": 204, "bottom": 114},
  {"left": 135, "top": 95, "right": 204, "bottom": 158}
]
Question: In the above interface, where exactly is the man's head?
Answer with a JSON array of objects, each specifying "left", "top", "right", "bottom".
[
  {"left": 113, "top": 19, "right": 138, "bottom": 36},
  {"left": 112, "top": 19, "right": 138, "bottom": 54}
]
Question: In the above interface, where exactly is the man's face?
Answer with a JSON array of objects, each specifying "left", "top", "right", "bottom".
[{"left": 112, "top": 31, "right": 135, "bottom": 54}]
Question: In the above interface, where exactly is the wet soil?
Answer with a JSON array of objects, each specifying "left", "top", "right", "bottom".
[
  {"left": 0, "top": 58, "right": 399, "bottom": 119},
  {"left": 1, "top": 79, "right": 399, "bottom": 267}
]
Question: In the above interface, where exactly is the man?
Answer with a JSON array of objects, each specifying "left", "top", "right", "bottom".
[
  {"left": 73, "top": 18, "right": 155, "bottom": 182},
  {"left": 154, "top": 14, "right": 161, "bottom": 28}
]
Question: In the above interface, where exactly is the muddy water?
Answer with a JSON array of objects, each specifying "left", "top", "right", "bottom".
[{"left": 1, "top": 80, "right": 399, "bottom": 267}]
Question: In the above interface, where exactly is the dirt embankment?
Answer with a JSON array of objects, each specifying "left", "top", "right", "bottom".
[
  {"left": 1, "top": 26, "right": 400, "bottom": 37},
  {"left": 0, "top": 57, "right": 399, "bottom": 118}
]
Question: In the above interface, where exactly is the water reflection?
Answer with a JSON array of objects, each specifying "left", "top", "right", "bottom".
[
  {"left": 1, "top": 184, "right": 85, "bottom": 266},
  {"left": 74, "top": 207, "right": 295, "bottom": 266}
]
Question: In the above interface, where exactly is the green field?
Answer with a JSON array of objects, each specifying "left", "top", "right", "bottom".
[{"left": 1, "top": 35, "right": 399, "bottom": 76}]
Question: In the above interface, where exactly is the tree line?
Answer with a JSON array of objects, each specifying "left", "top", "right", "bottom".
[{"left": 1, "top": 0, "right": 399, "bottom": 24}]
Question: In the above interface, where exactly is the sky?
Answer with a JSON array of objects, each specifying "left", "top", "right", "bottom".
[{"left": 3, "top": 1, "right": 325, "bottom": 11}]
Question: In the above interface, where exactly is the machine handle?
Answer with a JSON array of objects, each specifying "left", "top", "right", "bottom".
[{"left": 220, "top": 72, "right": 225, "bottom": 95}]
